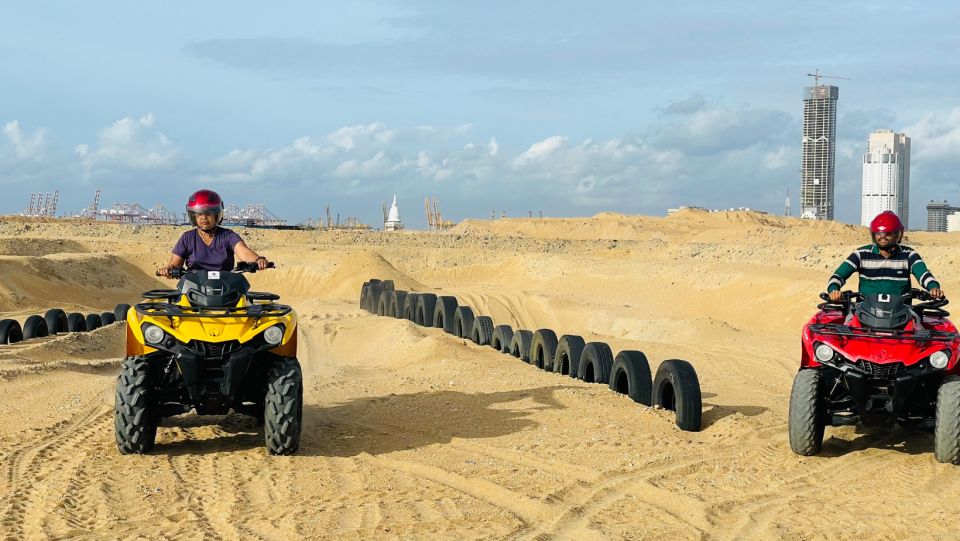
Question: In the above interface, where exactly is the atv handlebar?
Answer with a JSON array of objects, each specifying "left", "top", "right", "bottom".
[
  {"left": 819, "top": 291, "right": 863, "bottom": 304},
  {"left": 157, "top": 261, "right": 274, "bottom": 278},
  {"left": 819, "top": 288, "right": 949, "bottom": 314}
]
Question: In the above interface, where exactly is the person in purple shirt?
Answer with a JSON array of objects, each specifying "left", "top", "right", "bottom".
[{"left": 158, "top": 189, "right": 270, "bottom": 277}]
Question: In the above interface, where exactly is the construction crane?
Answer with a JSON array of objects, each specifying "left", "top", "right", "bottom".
[
  {"left": 424, "top": 197, "right": 453, "bottom": 231},
  {"left": 807, "top": 69, "right": 850, "bottom": 86}
]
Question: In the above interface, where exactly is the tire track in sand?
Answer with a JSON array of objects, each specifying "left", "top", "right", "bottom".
[{"left": 0, "top": 397, "right": 110, "bottom": 540}]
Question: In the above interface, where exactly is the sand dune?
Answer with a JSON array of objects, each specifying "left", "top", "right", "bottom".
[{"left": 2, "top": 212, "right": 960, "bottom": 539}]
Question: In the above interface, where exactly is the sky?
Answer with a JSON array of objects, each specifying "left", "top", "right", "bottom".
[{"left": 1, "top": 1, "right": 959, "bottom": 229}]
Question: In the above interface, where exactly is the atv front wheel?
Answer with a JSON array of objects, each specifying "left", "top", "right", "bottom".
[
  {"left": 115, "top": 356, "right": 157, "bottom": 454},
  {"left": 934, "top": 376, "right": 960, "bottom": 464},
  {"left": 788, "top": 368, "right": 824, "bottom": 456},
  {"left": 264, "top": 357, "right": 303, "bottom": 455}
]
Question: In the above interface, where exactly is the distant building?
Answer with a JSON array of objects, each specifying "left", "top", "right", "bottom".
[
  {"left": 861, "top": 129, "right": 911, "bottom": 227},
  {"left": 384, "top": 194, "right": 403, "bottom": 231},
  {"left": 927, "top": 200, "right": 960, "bottom": 232},
  {"left": 947, "top": 212, "right": 960, "bottom": 233},
  {"left": 800, "top": 85, "right": 839, "bottom": 220}
]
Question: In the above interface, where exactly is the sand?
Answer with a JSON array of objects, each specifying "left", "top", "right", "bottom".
[{"left": 1, "top": 211, "right": 959, "bottom": 540}]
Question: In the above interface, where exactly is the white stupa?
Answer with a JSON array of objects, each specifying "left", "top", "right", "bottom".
[{"left": 385, "top": 194, "right": 403, "bottom": 231}]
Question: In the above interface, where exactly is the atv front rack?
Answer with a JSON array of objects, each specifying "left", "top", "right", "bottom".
[
  {"left": 134, "top": 301, "right": 292, "bottom": 319},
  {"left": 809, "top": 323, "right": 959, "bottom": 343}
]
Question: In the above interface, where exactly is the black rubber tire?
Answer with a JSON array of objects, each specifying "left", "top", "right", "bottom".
[
  {"left": 579, "top": 342, "right": 614, "bottom": 383},
  {"left": 509, "top": 330, "right": 534, "bottom": 362},
  {"left": 530, "top": 329, "right": 558, "bottom": 371},
  {"left": 264, "top": 356, "right": 303, "bottom": 455},
  {"left": 471, "top": 316, "right": 495, "bottom": 345},
  {"left": 44, "top": 308, "right": 68, "bottom": 334},
  {"left": 365, "top": 282, "right": 384, "bottom": 313},
  {"left": 0, "top": 319, "right": 24, "bottom": 344},
  {"left": 381, "top": 279, "right": 395, "bottom": 292},
  {"left": 22, "top": 315, "right": 49, "bottom": 339},
  {"left": 654, "top": 359, "right": 703, "bottom": 432},
  {"left": 609, "top": 350, "right": 652, "bottom": 405},
  {"left": 391, "top": 291, "right": 408, "bottom": 319},
  {"left": 115, "top": 356, "right": 158, "bottom": 454},
  {"left": 433, "top": 296, "right": 459, "bottom": 333},
  {"left": 491, "top": 325, "right": 514, "bottom": 353},
  {"left": 377, "top": 291, "right": 391, "bottom": 316},
  {"left": 67, "top": 312, "right": 87, "bottom": 332},
  {"left": 359, "top": 281, "right": 370, "bottom": 309},
  {"left": 935, "top": 376, "right": 960, "bottom": 464},
  {"left": 113, "top": 303, "right": 131, "bottom": 323},
  {"left": 453, "top": 306, "right": 475, "bottom": 339},
  {"left": 787, "top": 368, "right": 825, "bottom": 455},
  {"left": 402, "top": 293, "right": 420, "bottom": 321},
  {"left": 85, "top": 314, "right": 103, "bottom": 331},
  {"left": 554, "top": 335, "right": 585, "bottom": 378},
  {"left": 415, "top": 293, "right": 438, "bottom": 327},
  {"left": 100, "top": 312, "right": 116, "bottom": 325}
]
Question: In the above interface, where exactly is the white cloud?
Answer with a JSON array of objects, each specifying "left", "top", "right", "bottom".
[
  {"left": 3, "top": 120, "right": 48, "bottom": 160},
  {"left": 514, "top": 135, "right": 568, "bottom": 166},
  {"left": 77, "top": 113, "right": 179, "bottom": 178},
  {"left": 904, "top": 107, "right": 960, "bottom": 160}
]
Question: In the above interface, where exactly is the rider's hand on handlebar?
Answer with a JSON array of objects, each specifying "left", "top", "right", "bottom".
[
  {"left": 256, "top": 256, "right": 269, "bottom": 271},
  {"left": 930, "top": 287, "right": 944, "bottom": 299},
  {"left": 157, "top": 265, "right": 173, "bottom": 278},
  {"left": 828, "top": 290, "right": 842, "bottom": 302}
]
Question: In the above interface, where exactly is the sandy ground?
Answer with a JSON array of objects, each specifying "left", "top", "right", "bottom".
[{"left": 2, "top": 211, "right": 960, "bottom": 540}]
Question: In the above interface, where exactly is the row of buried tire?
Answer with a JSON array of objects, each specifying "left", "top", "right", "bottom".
[
  {"left": 360, "top": 279, "right": 702, "bottom": 432},
  {"left": 0, "top": 303, "right": 132, "bottom": 345}
]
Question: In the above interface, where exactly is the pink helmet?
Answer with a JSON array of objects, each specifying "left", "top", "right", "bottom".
[{"left": 186, "top": 189, "right": 224, "bottom": 227}]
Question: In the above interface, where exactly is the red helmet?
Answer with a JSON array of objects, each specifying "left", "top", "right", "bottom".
[
  {"left": 186, "top": 189, "right": 224, "bottom": 227},
  {"left": 869, "top": 211, "right": 904, "bottom": 234}
]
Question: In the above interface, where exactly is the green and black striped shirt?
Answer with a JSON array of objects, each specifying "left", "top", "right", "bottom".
[{"left": 827, "top": 244, "right": 940, "bottom": 296}]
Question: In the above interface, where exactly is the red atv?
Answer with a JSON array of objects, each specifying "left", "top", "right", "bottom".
[{"left": 790, "top": 288, "right": 960, "bottom": 463}]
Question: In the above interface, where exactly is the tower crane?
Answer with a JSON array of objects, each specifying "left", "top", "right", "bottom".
[{"left": 807, "top": 69, "right": 850, "bottom": 86}]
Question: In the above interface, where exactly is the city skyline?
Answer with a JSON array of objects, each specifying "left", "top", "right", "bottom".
[{"left": 2, "top": 2, "right": 959, "bottom": 228}]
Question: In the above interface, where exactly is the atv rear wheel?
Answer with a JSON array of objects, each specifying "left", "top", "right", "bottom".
[
  {"left": 115, "top": 356, "right": 158, "bottom": 454},
  {"left": 264, "top": 356, "right": 303, "bottom": 455},
  {"left": 788, "top": 368, "right": 825, "bottom": 456},
  {"left": 934, "top": 376, "right": 960, "bottom": 464}
]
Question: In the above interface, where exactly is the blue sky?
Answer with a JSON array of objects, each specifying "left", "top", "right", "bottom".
[{"left": 2, "top": 1, "right": 959, "bottom": 228}]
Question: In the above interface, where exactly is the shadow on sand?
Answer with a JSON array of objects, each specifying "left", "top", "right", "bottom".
[
  {"left": 700, "top": 403, "right": 770, "bottom": 429},
  {"left": 152, "top": 385, "right": 574, "bottom": 456},
  {"left": 818, "top": 424, "right": 933, "bottom": 458}
]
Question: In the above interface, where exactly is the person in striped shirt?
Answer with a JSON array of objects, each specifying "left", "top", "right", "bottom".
[{"left": 827, "top": 211, "right": 943, "bottom": 302}]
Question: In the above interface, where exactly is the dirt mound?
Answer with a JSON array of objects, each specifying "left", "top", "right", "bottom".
[
  {"left": 0, "top": 253, "right": 157, "bottom": 312},
  {"left": 0, "top": 238, "right": 88, "bottom": 256}
]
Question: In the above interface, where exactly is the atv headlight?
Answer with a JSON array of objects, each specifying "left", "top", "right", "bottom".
[
  {"left": 143, "top": 324, "right": 165, "bottom": 345},
  {"left": 931, "top": 350, "right": 950, "bottom": 369},
  {"left": 263, "top": 325, "right": 284, "bottom": 346},
  {"left": 815, "top": 343, "right": 835, "bottom": 363}
]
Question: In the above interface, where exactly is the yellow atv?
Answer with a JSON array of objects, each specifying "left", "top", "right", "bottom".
[{"left": 115, "top": 262, "right": 302, "bottom": 455}]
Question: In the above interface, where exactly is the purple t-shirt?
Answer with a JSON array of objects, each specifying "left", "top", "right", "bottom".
[{"left": 172, "top": 227, "right": 243, "bottom": 271}]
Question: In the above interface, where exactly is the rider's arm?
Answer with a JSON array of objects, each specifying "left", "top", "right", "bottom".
[
  {"left": 233, "top": 240, "right": 268, "bottom": 269},
  {"left": 827, "top": 251, "right": 860, "bottom": 292},
  {"left": 909, "top": 251, "right": 941, "bottom": 291},
  {"left": 158, "top": 253, "right": 186, "bottom": 277}
]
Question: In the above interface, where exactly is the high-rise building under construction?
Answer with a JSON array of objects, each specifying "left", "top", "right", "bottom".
[
  {"left": 861, "top": 129, "right": 910, "bottom": 227},
  {"left": 800, "top": 85, "right": 839, "bottom": 220}
]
